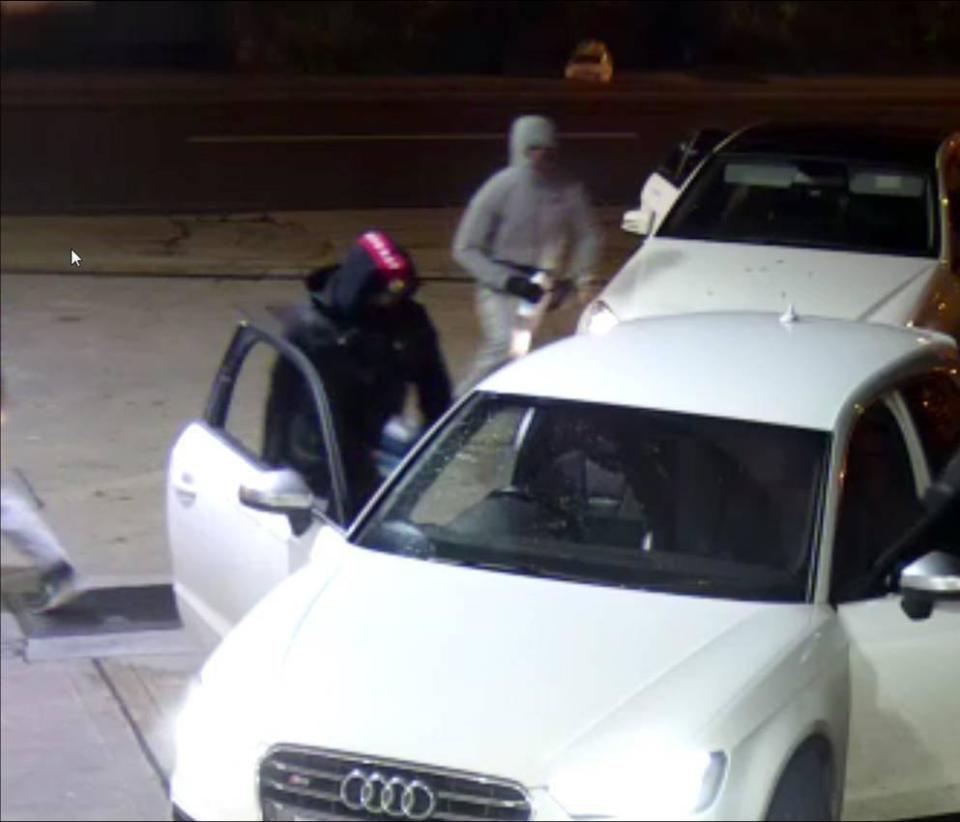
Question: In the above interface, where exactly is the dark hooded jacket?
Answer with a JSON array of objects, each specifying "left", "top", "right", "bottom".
[{"left": 263, "top": 241, "right": 451, "bottom": 520}]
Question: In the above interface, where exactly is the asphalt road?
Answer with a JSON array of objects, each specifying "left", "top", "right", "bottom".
[{"left": 2, "top": 73, "right": 959, "bottom": 214}]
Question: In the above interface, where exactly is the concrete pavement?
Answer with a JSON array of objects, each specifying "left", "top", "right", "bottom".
[
  {"left": 0, "top": 652, "right": 174, "bottom": 821},
  {"left": 2, "top": 564, "right": 200, "bottom": 822},
  {"left": 0, "top": 207, "right": 634, "bottom": 278}
]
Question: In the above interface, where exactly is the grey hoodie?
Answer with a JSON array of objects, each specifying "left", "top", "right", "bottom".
[{"left": 453, "top": 115, "right": 600, "bottom": 292}]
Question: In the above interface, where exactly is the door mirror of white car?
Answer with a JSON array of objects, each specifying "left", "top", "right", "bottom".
[
  {"left": 899, "top": 551, "right": 960, "bottom": 621},
  {"left": 239, "top": 468, "right": 315, "bottom": 534},
  {"left": 622, "top": 208, "right": 655, "bottom": 236}
]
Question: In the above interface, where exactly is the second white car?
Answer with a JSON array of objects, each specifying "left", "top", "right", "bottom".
[{"left": 581, "top": 125, "right": 960, "bottom": 341}]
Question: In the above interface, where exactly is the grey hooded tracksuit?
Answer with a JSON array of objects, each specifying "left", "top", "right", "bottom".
[{"left": 453, "top": 115, "right": 600, "bottom": 392}]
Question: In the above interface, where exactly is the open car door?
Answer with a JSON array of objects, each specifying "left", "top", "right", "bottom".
[
  {"left": 833, "top": 390, "right": 960, "bottom": 819},
  {"left": 623, "top": 129, "right": 730, "bottom": 237},
  {"left": 167, "top": 322, "right": 350, "bottom": 651}
]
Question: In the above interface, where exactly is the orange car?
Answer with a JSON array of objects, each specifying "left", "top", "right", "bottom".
[{"left": 564, "top": 40, "right": 613, "bottom": 83}]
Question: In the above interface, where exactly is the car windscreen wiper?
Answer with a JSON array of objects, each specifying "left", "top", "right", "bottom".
[{"left": 427, "top": 556, "right": 615, "bottom": 587}]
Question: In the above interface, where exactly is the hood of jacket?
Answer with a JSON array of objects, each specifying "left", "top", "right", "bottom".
[
  {"left": 510, "top": 115, "right": 558, "bottom": 167},
  {"left": 308, "top": 232, "right": 418, "bottom": 322}
]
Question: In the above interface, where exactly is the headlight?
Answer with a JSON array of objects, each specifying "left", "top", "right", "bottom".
[
  {"left": 549, "top": 746, "right": 726, "bottom": 820},
  {"left": 579, "top": 299, "right": 620, "bottom": 336}
]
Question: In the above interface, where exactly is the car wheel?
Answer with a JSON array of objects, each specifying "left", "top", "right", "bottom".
[{"left": 765, "top": 745, "right": 834, "bottom": 821}]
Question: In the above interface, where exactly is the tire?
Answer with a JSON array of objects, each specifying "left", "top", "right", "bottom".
[{"left": 765, "top": 746, "right": 834, "bottom": 822}]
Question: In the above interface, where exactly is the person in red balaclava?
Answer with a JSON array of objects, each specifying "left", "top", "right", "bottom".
[{"left": 263, "top": 231, "right": 452, "bottom": 519}]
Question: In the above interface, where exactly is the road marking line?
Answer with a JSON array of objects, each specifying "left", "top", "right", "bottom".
[{"left": 187, "top": 132, "right": 638, "bottom": 144}]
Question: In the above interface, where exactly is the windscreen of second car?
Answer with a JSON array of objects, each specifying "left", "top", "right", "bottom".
[
  {"left": 658, "top": 153, "right": 938, "bottom": 257},
  {"left": 571, "top": 43, "right": 606, "bottom": 64},
  {"left": 356, "top": 395, "right": 828, "bottom": 602}
]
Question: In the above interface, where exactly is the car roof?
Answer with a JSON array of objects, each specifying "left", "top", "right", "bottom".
[
  {"left": 723, "top": 123, "right": 950, "bottom": 168},
  {"left": 479, "top": 313, "right": 957, "bottom": 431}
]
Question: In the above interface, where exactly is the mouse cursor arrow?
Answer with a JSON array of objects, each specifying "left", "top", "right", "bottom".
[{"left": 70, "top": 250, "right": 81, "bottom": 267}]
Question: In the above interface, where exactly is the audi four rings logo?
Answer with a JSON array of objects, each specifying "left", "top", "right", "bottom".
[{"left": 340, "top": 769, "right": 437, "bottom": 820}]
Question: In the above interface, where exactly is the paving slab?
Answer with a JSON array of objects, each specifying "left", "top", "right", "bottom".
[
  {"left": 7, "top": 583, "right": 192, "bottom": 662},
  {"left": 98, "top": 653, "right": 206, "bottom": 781},
  {"left": 0, "top": 656, "right": 171, "bottom": 821}
]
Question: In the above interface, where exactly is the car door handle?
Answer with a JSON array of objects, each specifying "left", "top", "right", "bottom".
[{"left": 172, "top": 473, "right": 197, "bottom": 506}]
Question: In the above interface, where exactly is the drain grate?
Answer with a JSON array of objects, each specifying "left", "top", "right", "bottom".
[{"left": 6, "top": 584, "right": 189, "bottom": 661}]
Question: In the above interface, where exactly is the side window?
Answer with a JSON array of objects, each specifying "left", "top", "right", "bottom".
[
  {"left": 832, "top": 401, "right": 924, "bottom": 602},
  {"left": 222, "top": 340, "right": 327, "bottom": 497},
  {"left": 222, "top": 341, "right": 276, "bottom": 458},
  {"left": 901, "top": 373, "right": 960, "bottom": 477}
]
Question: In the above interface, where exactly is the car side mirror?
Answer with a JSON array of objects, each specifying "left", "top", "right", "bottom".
[
  {"left": 622, "top": 208, "right": 655, "bottom": 236},
  {"left": 899, "top": 550, "right": 960, "bottom": 621},
  {"left": 239, "top": 468, "right": 315, "bottom": 535}
]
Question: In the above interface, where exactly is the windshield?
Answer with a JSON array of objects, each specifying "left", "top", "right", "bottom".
[
  {"left": 356, "top": 395, "right": 828, "bottom": 603},
  {"left": 659, "top": 153, "right": 938, "bottom": 257}
]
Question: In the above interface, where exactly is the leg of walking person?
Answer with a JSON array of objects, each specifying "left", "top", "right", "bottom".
[
  {"left": 456, "top": 288, "right": 520, "bottom": 396},
  {"left": 1, "top": 484, "right": 78, "bottom": 609}
]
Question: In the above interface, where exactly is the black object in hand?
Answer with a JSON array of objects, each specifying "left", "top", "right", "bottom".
[{"left": 505, "top": 275, "right": 545, "bottom": 304}]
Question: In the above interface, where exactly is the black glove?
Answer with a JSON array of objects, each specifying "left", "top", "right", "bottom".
[{"left": 505, "top": 275, "right": 545, "bottom": 304}]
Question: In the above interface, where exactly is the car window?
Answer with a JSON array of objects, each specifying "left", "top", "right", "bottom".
[
  {"left": 221, "top": 339, "right": 328, "bottom": 498},
  {"left": 222, "top": 341, "right": 276, "bottom": 458},
  {"left": 831, "top": 401, "right": 924, "bottom": 602},
  {"left": 358, "top": 394, "right": 828, "bottom": 603},
  {"left": 659, "top": 154, "right": 938, "bottom": 257},
  {"left": 900, "top": 373, "right": 960, "bottom": 476}
]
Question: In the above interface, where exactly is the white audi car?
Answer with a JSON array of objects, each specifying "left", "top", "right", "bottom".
[
  {"left": 169, "top": 314, "right": 959, "bottom": 822},
  {"left": 580, "top": 125, "right": 960, "bottom": 341}
]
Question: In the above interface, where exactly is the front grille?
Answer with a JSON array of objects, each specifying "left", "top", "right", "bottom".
[{"left": 260, "top": 746, "right": 532, "bottom": 821}]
